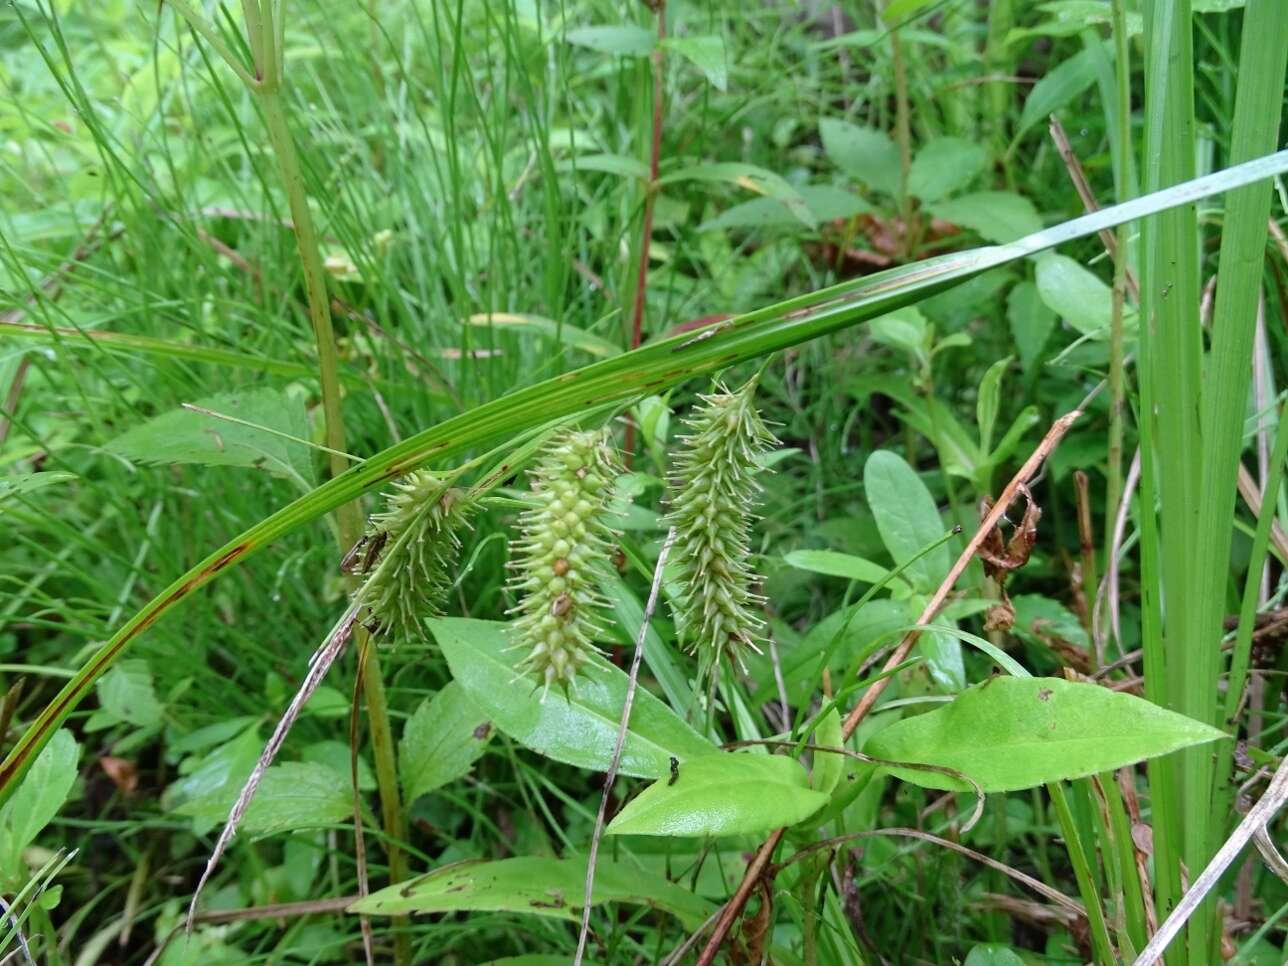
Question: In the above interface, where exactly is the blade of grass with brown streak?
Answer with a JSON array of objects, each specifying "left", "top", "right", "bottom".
[{"left": 2, "top": 152, "right": 1288, "bottom": 804}]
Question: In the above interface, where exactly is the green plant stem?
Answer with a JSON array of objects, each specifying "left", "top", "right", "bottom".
[
  {"left": 256, "top": 90, "right": 361, "bottom": 544},
  {"left": 1048, "top": 782, "right": 1115, "bottom": 964},
  {"left": 252, "top": 18, "right": 409, "bottom": 963}
]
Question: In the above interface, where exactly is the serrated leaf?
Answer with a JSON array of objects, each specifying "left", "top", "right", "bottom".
[
  {"left": 105, "top": 388, "right": 315, "bottom": 486},
  {"left": 930, "top": 192, "right": 1042, "bottom": 244},
  {"left": 176, "top": 760, "right": 352, "bottom": 835},
  {"left": 863, "top": 450, "right": 950, "bottom": 591},
  {"left": 908, "top": 138, "right": 988, "bottom": 203},
  {"left": 349, "top": 856, "right": 713, "bottom": 929},
  {"left": 432, "top": 618, "right": 714, "bottom": 778},
  {"left": 0, "top": 729, "right": 78, "bottom": 879},
  {"left": 0, "top": 471, "right": 76, "bottom": 510},
  {"left": 566, "top": 25, "right": 655, "bottom": 56},
  {"left": 95, "top": 659, "right": 163, "bottom": 729},
  {"left": 399, "top": 682, "right": 493, "bottom": 803},
  {"left": 240, "top": 762, "right": 352, "bottom": 834},
  {"left": 819, "top": 119, "right": 901, "bottom": 196},
  {"left": 662, "top": 35, "right": 727, "bottom": 91},
  {"left": 866, "top": 677, "right": 1227, "bottom": 792},
  {"left": 605, "top": 753, "right": 828, "bottom": 837}
]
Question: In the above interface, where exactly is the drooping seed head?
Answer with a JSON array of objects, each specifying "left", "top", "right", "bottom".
[
  {"left": 665, "top": 377, "right": 777, "bottom": 670},
  {"left": 508, "top": 428, "right": 620, "bottom": 696},
  {"left": 356, "top": 471, "right": 472, "bottom": 643}
]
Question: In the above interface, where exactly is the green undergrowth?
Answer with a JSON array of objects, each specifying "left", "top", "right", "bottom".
[{"left": 2, "top": 1, "right": 1287, "bottom": 964}]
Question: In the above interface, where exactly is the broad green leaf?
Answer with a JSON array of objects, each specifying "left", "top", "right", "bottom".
[
  {"left": 92, "top": 659, "right": 163, "bottom": 729},
  {"left": 930, "top": 192, "right": 1042, "bottom": 244},
  {"left": 399, "top": 682, "right": 493, "bottom": 803},
  {"left": 431, "top": 618, "right": 714, "bottom": 778},
  {"left": 240, "top": 763, "right": 352, "bottom": 834},
  {"left": 867, "top": 676, "right": 1226, "bottom": 792},
  {"left": 811, "top": 708, "right": 845, "bottom": 796},
  {"left": 868, "top": 306, "right": 930, "bottom": 368},
  {"left": 882, "top": 0, "right": 940, "bottom": 18},
  {"left": 662, "top": 35, "right": 727, "bottom": 91},
  {"left": 1007, "top": 279, "right": 1057, "bottom": 371},
  {"left": 105, "top": 388, "right": 315, "bottom": 486},
  {"left": 1011, "top": 594, "right": 1090, "bottom": 652},
  {"left": 700, "top": 185, "right": 870, "bottom": 232},
  {"left": 562, "top": 153, "right": 650, "bottom": 180},
  {"left": 1016, "top": 45, "right": 1101, "bottom": 139},
  {"left": 0, "top": 729, "right": 77, "bottom": 880},
  {"left": 976, "top": 356, "right": 1012, "bottom": 453},
  {"left": 964, "top": 945, "right": 1026, "bottom": 966},
  {"left": 176, "top": 761, "right": 351, "bottom": 835},
  {"left": 1035, "top": 252, "right": 1135, "bottom": 338},
  {"left": 783, "top": 549, "right": 898, "bottom": 587},
  {"left": 819, "top": 119, "right": 902, "bottom": 196},
  {"left": 0, "top": 471, "right": 76, "bottom": 510},
  {"left": 349, "top": 856, "right": 713, "bottom": 929},
  {"left": 566, "top": 25, "right": 655, "bottom": 56},
  {"left": 660, "top": 162, "right": 813, "bottom": 226},
  {"left": 605, "top": 753, "right": 828, "bottom": 837},
  {"left": 466, "top": 313, "right": 621, "bottom": 358},
  {"left": 908, "top": 138, "right": 988, "bottom": 203},
  {"left": 863, "top": 450, "right": 950, "bottom": 591},
  {"left": 9, "top": 151, "right": 1288, "bottom": 806}
]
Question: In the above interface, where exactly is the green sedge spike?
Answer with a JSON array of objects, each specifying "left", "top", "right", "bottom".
[
  {"left": 354, "top": 470, "right": 472, "bottom": 642},
  {"left": 666, "top": 376, "right": 778, "bottom": 669},
  {"left": 508, "top": 428, "right": 620, "bottom": 695}
]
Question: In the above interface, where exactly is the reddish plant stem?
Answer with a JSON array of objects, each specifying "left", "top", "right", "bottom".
[
  {"left": 694, "top": 410, "right": 1084, "bottom": 966},
  {"left": 623, "top": 0, "right": 666, "bottom": 468}
]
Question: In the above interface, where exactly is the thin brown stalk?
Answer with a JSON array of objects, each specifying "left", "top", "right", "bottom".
[
  {"left": 185, "top": 603, "right": 360, "bottom": 929},
  {"left": 574, "top": 528, "right": 677, "bottom": 966},
  {"left": 695, "top": 411, "right": 1084, "bottom": 965},
  {"left": 1048, "top": 116, "right": 1140, "bottom": 302}
]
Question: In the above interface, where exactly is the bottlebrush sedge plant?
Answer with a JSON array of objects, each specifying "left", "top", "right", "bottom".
[
  {"left": 508, "top": 427, "right": 622, "bottom": 694},
  {"left": 352, "top": 471, "right": 474, "bottom": 642},
  {"left": 665, "top": 375, "right": 778, "bottom": 676}
]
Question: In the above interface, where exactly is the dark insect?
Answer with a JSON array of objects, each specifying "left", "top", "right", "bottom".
[
  {"left": 668, "top": 756, "right": 680, "bottom": 786},
  {"left": 340, "top": 531, "right": 388, "bottom": 576}
]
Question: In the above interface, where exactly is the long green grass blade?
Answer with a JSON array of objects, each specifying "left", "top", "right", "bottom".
[{"left": 2, "top": 152, "right": 1287, "bottom": 804}]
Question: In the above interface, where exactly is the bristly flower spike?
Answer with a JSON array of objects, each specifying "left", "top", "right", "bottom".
[
  {"left": 355, "top": 470, "right": 473, "bottom": 643},
  {"left": 508, "top": 427, "right": 621, "bottom": 697},
  {"left": 666, "top": 375, "right": 778, "bottom": 672}
]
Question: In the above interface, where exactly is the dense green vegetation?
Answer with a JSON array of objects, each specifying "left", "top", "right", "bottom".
[{"left": 2, "top": 0, "right": 1287, "bottom": 963}]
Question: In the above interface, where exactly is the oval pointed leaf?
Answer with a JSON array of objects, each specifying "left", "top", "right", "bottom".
[
  {"left": 866, "top": 676, "right": 1227, "bottom": 792},
  {"left": 431, "top": 618, "right": 713, "bottom": 778},
  {"left": 783, "top": 549, "right": 899, "bottom": 586},
  {"left": 863, "top": 450, "right": 950, "bottom": 591},
  {"left": 348, "top": 856, "right": 713, "bottom": 930},
  {"left": 399, "top": 682, "right": 493, "bottom": 803},
  {"left": 606, "top": 753, "right": 828, "bottom": 837}
]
